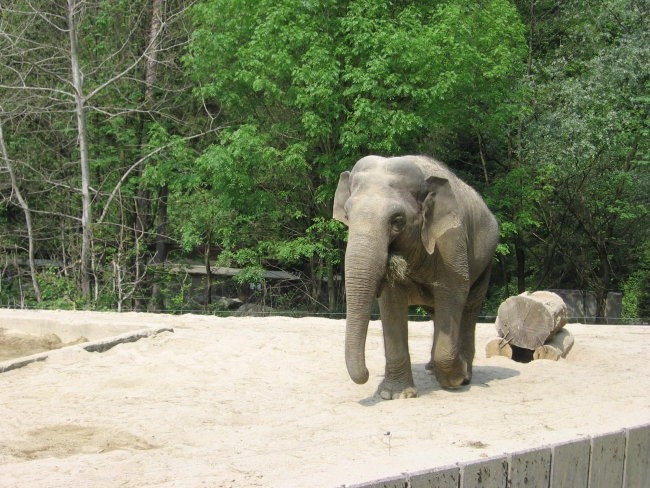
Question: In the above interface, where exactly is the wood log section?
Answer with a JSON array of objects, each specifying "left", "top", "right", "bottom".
[
  {"left": 533, "top": 329, "right": 574, "bottom": 361},
  {"left": 485, "top": 338, "right": 536, "bottom": 363},
  {"left": 495, "top": 291, "right": 568, "bottom": 350},
  {"left": 485, "top": 337, "right": 513, "bottom": 359}
]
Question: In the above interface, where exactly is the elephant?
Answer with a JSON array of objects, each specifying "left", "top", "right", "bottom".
[{"left": 333, "top": 155, "right": 499, "bottom": 399}]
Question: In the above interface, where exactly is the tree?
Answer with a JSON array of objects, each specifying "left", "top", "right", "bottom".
[
  {"left": 0, "top": 0, "right": 200, "bottom": 308},
  {"left": 0, "top": 118, "right": 42, "bottom": 301},
  {"left": 502, "top": 0, "right": 650, "bottom": 319},
  {"left": 184, "top": 0, "right": 526, "bottom": 310}
]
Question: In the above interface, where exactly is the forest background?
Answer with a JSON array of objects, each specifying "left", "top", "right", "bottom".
[{"left": 1, "top": 0, "right": 648, "bottom": 320}]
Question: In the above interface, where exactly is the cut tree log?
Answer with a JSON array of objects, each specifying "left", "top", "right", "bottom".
[
  {"left": 485, "top": 337, "right": 513, "bottom": 359},
  {"left": 495, "top": 291, "right": 568, "bottom": 350},
  {"left": 533, "top": 329, "right": 574, "bottom": 361},
  {"left": 485, "top": 338, "right": 535, "bottom": 363}
]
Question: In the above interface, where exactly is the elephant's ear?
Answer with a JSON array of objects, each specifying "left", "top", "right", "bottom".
[
  {"left": 421, "top": 176, "right": 462, "bottom": 255},
  {"left": 333, "top": 171, "right": 351, "bottom": 226}
]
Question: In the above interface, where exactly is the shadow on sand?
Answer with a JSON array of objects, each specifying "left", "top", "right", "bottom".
[{"left": 359, "top": 363, "right": 519, "bottom": 406}]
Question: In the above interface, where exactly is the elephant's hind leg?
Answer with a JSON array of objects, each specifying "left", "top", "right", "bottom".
[
  {"left": 377, "top": 287, "right": 417, "bottom": 400},
  {"left": 457, "top": 264, "right": 494, "bottom": 383}
]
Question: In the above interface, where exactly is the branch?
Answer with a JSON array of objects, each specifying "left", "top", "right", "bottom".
[
  {"left": 0, "top": 82, "right": 74, "bottom": 99},
  {"left": 84, "top": 21, "right": 165, "bottom": 102},
  {"left": 96, "top": 127, "right": 225, "bottom": 225},
  {"left": 82, "top": 0, "right": 197, "bottom": 102},
  {"left": 26, "top": 0, "right": 68, "bottom": 33}
]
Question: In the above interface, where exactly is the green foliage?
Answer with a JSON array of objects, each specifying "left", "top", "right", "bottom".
[
  {"left": 486, "top": 165, "right": 544, "bottom": 244},
  {"left": 233, "top": 266, "right": 265, "bottom": 287},
  {"left": 486, "top": 0, "right": 650, "bottom": 311},
  {"left": 183, "top": 0, "right": 527, "bottom": 291},
  {"left": 36, "top": 268, "right": 83, "bottom": 310},
  {"left": 274, "top": 218, "right": 347, "bottom": 265},
  {"left": 2, "top": 0, "right": 647, "bottom": 319},
  {"left": 339, "top": 0, "right": 526, "bottom": 154},
  {"left": 622, "top": 243, "right": 650, "bottom": 319},
  {"left": 159, "top": 272, "right": 193, "bottom": 313}
]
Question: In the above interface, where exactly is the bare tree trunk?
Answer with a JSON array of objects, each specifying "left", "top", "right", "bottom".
[
  {"left": 67, "top": 0, "right": 92, "bottom": 302},
  {"left": 145, "top": 0, "right": 164, "bottom": 104},
  {"left": 595, "top": 248, "right": 611, "bottom": 324},
  {"left": 205, "top": 242, "right": 213, "bottom": 310},
  {"left": 477, "top": 131, "right": 489, "bottom": 184},
  {"left": 151, "top": 185, "right": 169, "bottom": 310},
  {"left": 132, "top": 194, "right": 149, "bottom": 311},
  {"left": 310, "top": 257, "right": 322, "bottom": 306},
  {"left": 515, "top": 237, "right": 526, "bottom": 293},
  {"left": 0, "top": 120, "right": 42, "bottom": 302},
  {"left": 144, "top": 0, "right": 169, "bottom": 311},
  {"left": 327, "top": 258, "right": 336, "bottom": 316}
]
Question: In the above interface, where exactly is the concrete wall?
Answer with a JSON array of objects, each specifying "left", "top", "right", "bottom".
[
  {"left": 549, "top": 289, "right": 623, "bottom": 321},
  {"left": 342, "top": 423, "right": 650, "bottom": 488}
]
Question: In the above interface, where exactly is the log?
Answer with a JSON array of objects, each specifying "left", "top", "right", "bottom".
[
  {"left": 533, "top": 329, "right": 574, "bottom": 361},
  {"left": 485, "top": 338, "right": 535, "bottom": 363},
  {"left": 495, "top": 291, "right": 567, "bottom": 350},
  {"left": 485, "top": 337, "right": 513, "bottom": 359}
]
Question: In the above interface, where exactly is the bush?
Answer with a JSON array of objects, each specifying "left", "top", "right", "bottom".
[{"left": 36, "top": 267, "right": 82, "bottom": 310}]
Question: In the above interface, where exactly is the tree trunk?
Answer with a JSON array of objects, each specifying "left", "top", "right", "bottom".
[
  {"left": 310, "top": 257, "right": 322, "bottom": 306},
  {"left": 141, "top": 0, "right": 166, "bottom": 311},
  {"left": 533, "top": 329, "right": 574, "bottom": 361},
  {"left": 145, "top": 0, "right": 163, "bottom": 104},
  {"left": 205, "top": 241, "right": 213, "bottom": 309},
  {"left": 515, "top": 238, "right": 526, "bottom": 293},
  {"left": 495, "top": 291, "right": 568, "bottom": 350},
  {"left": 150, "top": 185, "right": 169, "bottom": 310},
  {"left": 499, "top": 259, "right": 510, "bottom": 301},
  {"left": 485, "top": 337, "right": 513, "bottom": 359},
  {"left": 67, "top": 0, "right": 92, "bottom": 302},
  {"left": 487, "top": 329, "right": 574, "bottom": 362},
  {"left": 477, "top": 131, "right": 489, "bottom": 184},
  {"left": 595, "top": 247, "right": 611, "bottom": 324},
  {"left": 327, "top": 257, "right": 336, "bottom": 317},
  {"left": 0, "top": 121, "right": 42, "bottom": 302}
]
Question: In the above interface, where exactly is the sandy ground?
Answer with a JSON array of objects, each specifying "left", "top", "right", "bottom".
[
  {"left": 0, "top": 328, "right": 88, "bottom": 362},
  {"left": 0, "top": 310, "right": 649, "bottom": 488}
]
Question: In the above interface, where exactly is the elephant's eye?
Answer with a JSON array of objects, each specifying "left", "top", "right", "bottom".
[{"left": 391, "top": 215, "right": 406, "bottom": 233}]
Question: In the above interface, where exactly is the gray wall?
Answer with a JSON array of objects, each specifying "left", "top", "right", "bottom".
[
  {"left": 342, "top": 423, "right": 650, "bottom": 488},
  {"left": 550, "top": 289, "right": 623, "bottom": 322}
]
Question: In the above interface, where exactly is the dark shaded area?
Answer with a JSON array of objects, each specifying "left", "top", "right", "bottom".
[{"left": 511, "top": 345, "right": 534, "bottom": 363}]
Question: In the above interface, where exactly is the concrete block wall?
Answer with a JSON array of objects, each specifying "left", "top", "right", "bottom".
[{"left": 342, "top": 423, "right": 650, "bottom": 488}]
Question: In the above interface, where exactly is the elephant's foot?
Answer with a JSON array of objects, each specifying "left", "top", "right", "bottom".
[
  {"left": 426, "top": 356, "right": 472, "bottom": 390},
  {"left": 377, "top": 377, "right": 417, "bottom": 400}
]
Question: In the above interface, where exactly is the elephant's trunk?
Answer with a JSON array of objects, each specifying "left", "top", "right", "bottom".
[{"left": 344, "top": 231, "right": 388, "bottom": 384}]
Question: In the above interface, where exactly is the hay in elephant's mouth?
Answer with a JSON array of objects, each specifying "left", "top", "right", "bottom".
[{"left": 385, "top": 254, "right": 410, "bottom": 286}]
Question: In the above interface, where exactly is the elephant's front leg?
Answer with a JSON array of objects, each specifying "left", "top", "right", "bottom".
[
  {"left": 428, "top": 282, "right": 471, "bottom": 389},
  {"left": 377, "top": 286, "right": 416, "bottom": 400}
]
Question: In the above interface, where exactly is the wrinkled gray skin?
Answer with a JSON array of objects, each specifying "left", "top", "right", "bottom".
[{"left": 333, "top": 155, "right": 499, "bottom": 399}]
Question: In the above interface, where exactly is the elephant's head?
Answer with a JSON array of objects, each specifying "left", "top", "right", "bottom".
[{"left": 333, "top": 155, "right": 463, "bottom": 384}]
